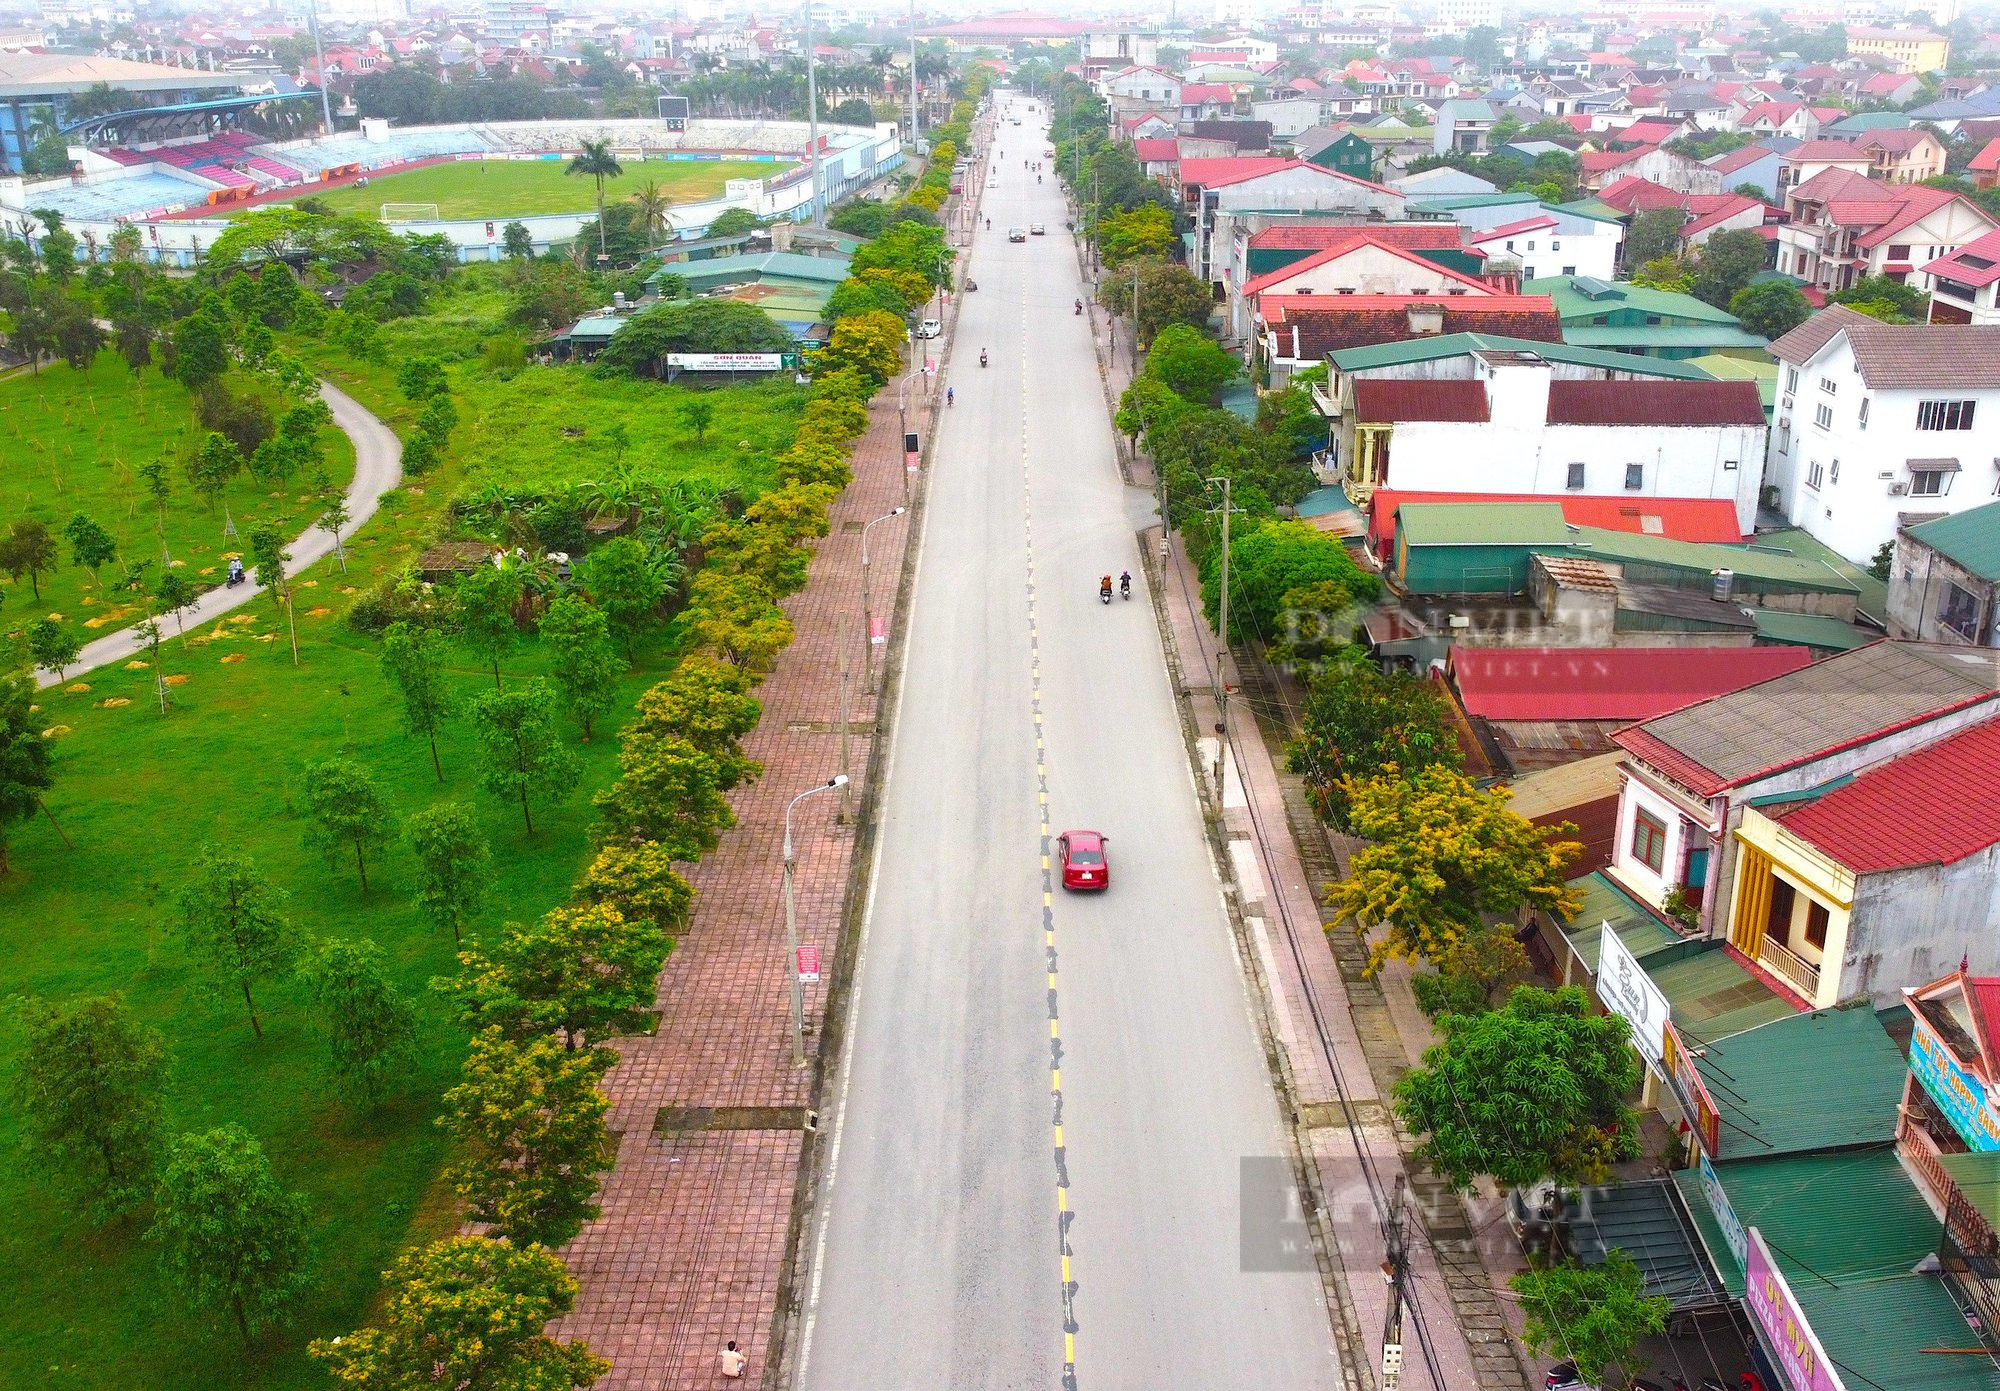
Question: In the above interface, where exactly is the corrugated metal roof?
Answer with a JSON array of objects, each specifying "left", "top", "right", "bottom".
[
  {"left": 1394, "top": 500, "right": 1566, "bottom": 544},
  {"left": 1691, "top": 1002, "right": 1906, "bottom": 1155},
  {"left": 1560, "top": 324, "right": 1772, "bottom": 350},
  {"left": 1649, "top": 944, "right": 1798, "bottom": 1040},
  {"left": 1568, "top": 527, "right": 1860, "bottom": 589},
  {"left": 1906, "top": 501, "right": 2000, "bottom": 581},
  {"left": 1452, "top": 646, "right": 1811, "bottom": 721},
  {"left": 1367, "top": 490, "right": 1746, "bottom": 551},
  {"left": 1546, "top": 379, "right": 1767, "bottom": 427},
  {"left": 1524, "top": 273, "right": 1746, "bottom": 325},
  {"left": 1681, "top": 1150, "right": 2000, "bottom": 1391},
  {"left": 1746, "top": 608, "right": 1874, "bottom": 651},
  {"left": 1614, "top": 641, "right": 2000, "bottom": 795},
  {"left": 1556, "top": 869, "right": 1682, "bottom": 975},
  {"left": 1352, "top": 378, "right": 1491, "bottom": 424},
  {"left": 1775, "top": 716, "right": 2000, "bottom": 872},
  {"left": 1327, "top": 330, "right": 1719, "bottom": 378}
]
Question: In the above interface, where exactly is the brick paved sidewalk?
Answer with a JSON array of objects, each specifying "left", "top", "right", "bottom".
[{"left": 550, "top": 387, "right": 926, "bottom": 1391}]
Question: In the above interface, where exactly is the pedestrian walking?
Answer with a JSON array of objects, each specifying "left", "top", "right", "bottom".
[{"left": 721, "top": 1340, "right": 748, "bottom": 1379}]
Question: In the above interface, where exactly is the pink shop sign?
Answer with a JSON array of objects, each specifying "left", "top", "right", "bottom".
[{"left": 1745, "top": 1229, "right": 1845, "bottom": 1391}]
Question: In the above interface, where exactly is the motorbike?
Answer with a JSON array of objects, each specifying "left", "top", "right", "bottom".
[
  {"left": 1120, "top": 575, "right": 1131, "bottom": 600},
  {"left": 1074, "top": 299, "right": 1083, "bottom": 315},
  {"left": 980, "top": 350, "right": 988, "bottom": 367},
  {"left": 967, "top": 279, "right": 978, "bottom": 291},
  {"left": 1098, "top": 582, "right": 1112, "bottom": 605},
  {"left": 225, "top": 561, "right": 246, "bottom": 588}
]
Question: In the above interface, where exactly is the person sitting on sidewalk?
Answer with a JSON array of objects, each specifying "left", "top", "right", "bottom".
[{"left": 722, "top": 1341, "right": 747, "bottom": 1379}]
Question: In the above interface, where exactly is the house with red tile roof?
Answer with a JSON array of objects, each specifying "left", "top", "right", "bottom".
[
  {"left": 1916, "top": 225, "right": 2000, "bottom": 326},
  {"left": 1238, "top": 236, "right": 1492, "bottom": 339},
  {"left": 1259, "top": 294, "right": 1560, "bottom": 377},
  {"left": 1971, "top": 137, "right": 2000, "bottom": 191},
  {"left": 1132, "top": 136, "right": 1178, "bottom": 178},
  {"left": 1594, "top": 176, "right": 1775, "bottom": 249},
  {"left": 1730, "top": 100, "right": 1823, "bottom": 141},
  {"left": 1180, "top": 157, "right": 1407, "bottom": 282},
  {"left": 1578, "top": 143, "right": 1724, "bottom": 194},
  {"left": 1607, "top": 640, "right": 2000, "bottom": 951},
  {"left": 1119, "top": 111, "right": 1175, "bottom": 141},
  {"left": 1776, "top": 169, "right": 1997, "bottom": 292},
  {"left": 1729, "top": 712, "right": 2000, "bottom": 1007}
]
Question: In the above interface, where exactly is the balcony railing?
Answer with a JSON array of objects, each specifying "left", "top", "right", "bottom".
[{"left": 1758, "top": 936, "right": 1820, "bottom": 1001}]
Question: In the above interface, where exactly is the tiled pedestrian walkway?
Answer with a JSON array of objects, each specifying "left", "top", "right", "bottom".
[{"left": 551, "top": 386, "right": 927, "bottom": 1390}]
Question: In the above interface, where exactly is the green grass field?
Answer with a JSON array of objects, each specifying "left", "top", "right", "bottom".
[
  {"left": 0, "top": 308, "right": 801, "bottom": 1388},
  {"left": 0, "top": 358, "right": 355, "bottom": 631},
  {"left": 254, "top": 157, "right": 794, "bottom": 221}
]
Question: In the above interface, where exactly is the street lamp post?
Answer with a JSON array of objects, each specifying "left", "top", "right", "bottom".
[
  {"left": 782, "top": 775, "right": 849, "bottom": 1067},
  {"left": 861, "top": 506, "right": 906, "bottom": 691}
]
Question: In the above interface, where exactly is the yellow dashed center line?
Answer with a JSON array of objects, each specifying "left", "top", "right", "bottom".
[{"left": 1020, "top": 293, "right": 1079, "bottom": 1391}]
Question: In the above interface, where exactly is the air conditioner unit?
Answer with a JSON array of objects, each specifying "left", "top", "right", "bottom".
[
  {"left": 1889, "top": 481, "right": 1910, "bottom": 496},
  {"left": 1781, "top": 395, "right": 1794, "bottom": 410},
  {"left": 1877, "top": 470, "right": 1894, "bottom": 479}
]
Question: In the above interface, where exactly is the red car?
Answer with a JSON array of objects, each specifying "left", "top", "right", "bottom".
[{"left": 1057, "top": 830, "right": 1110, "bottom": 891}]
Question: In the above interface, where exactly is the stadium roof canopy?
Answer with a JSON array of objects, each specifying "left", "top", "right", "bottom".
[
  {"left": 0, "top": 52, "right": 252, "bottom": 100},
  {"left": 61, "top": 90, "right": 319, "bottom": 144}
]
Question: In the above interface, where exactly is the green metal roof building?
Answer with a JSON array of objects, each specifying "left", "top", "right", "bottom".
[
  {"left": 1392, "top": 501, "right": 1572, "bottom": 594},
  {"left": 1328, "top": 331, "right": 1721, "bottom": 380},
  {"left": 1523, "top": 274, "right": 1772, "bottom": 362}
]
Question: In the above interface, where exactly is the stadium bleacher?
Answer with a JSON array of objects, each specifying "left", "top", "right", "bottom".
[{"left": 23, "top": 172, "right": 216, "bottom": 223}]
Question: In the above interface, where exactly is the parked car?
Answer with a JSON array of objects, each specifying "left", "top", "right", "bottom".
[
  {"left": 1057, "top": 830, "right": 1109, "bottom": 890},
  {"left": 916, "top": 318, "right": 942, "bottom": 339}
]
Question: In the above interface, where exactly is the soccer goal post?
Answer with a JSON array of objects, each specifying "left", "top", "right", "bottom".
[{"left": 379, "top": 202, "right": 441, "bottom": 224}]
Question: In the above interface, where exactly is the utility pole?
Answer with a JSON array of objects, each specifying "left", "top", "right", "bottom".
[
  {"left": 307, "top": 0, "right": 334, "bottom": 136},
  {"left": 909, "top": 0, "right": 920, "bottom": 153},
  {"left": 837, "top": 613, "right": 853, "bottom": 823},
  {"left": 1132, "top": 256, "right": 1141, "bottom": 366},
  {"left": 804, "top": 0, "right": 823, "bottom": 225},
  {"left": 782, "top": 776, "right": 847, "bottom": 1067},
  {"left": 1382, "top": 1175, "right": 1410, "bottom": 1391}
]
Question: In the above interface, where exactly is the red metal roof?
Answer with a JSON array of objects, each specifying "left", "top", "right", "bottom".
[
  {"left": 1365, "top": 490, "right": 1746, "bottom": 557},
  {"left": 1179, "top": 81, "right": 1235, "bottom": 101},
  {"left": 1921, "top": 227, "right": 2000, "bottom": 289},
  {"left": 1776, "top": 717, "right": 2000, "bottom": 872},
  {"left": 1971, "top": 136, "right": 2000, "bottom": 174},
  {"left": 1545, "top": 379, "right": 1766, "bottom": 427},
  {"left": 1134, "top": 137, "right": 1179, "bottom": 163},
  {"left": 1249, "top": 222, "right": 1465, "bottom": 251},
  {"left": 1242, "top": 238, "right": 1493, "bottom": 296},
  {"left": 1451, "top": 646, "right": 1812, "bottom": 721},
  {"left": 1178, "top": 155, "right": 1298, "bottom": 187},
  {"left": 1262, "top": 295, "right": 1561, "bottom": 356},
  {"left": 1352, "top": 378, "right": 1489, "bottom": 423},
  {"left": 1469, "top": 215, "right": 1559, "bottom": 241}
]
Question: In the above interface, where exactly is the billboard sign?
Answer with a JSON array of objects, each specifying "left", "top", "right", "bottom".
[
  {"left": 1598, "top": 923, "right": 1669, "bottom": 1073},
  {"left": 1910, "top": 1013, "right": 2000, "bottom": 1152},
  {"left": 1664, "top": 1021, "right": 1724, "bottom": 1157},
  {"left": 665, "top": 353, "right": 791, "bottom": 371},
  {"left": 1745, "top": 1229, "right": 1846, "bottom": 1391},
  {"left": 1698, "top": 1153, "right": 1747, "bottom": 1272}
]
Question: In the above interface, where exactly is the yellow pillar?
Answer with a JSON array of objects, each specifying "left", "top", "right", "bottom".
[{"left": 1731, "top": 845, "right": 1772, "bottom": 958}]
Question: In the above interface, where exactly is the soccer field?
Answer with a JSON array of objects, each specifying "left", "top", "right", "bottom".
[{"left": 249, "top": 156, "right": 794, "bottom": 220}]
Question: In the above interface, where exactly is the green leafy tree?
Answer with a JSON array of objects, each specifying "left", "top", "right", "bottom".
[
  {"left": 248, "top": 521, "right": 299, "bottom": 665},
  {"left": 298, "top": 938, "right": 418, "bottom": 1104},
  {"left": 578, "top": 841, "right": 694, "bottom": 931},
  {"left": 379, "top": 621, "right": 455, "bottom": 780},
  {"left": 1096, "top": 203, "right": 1176, "bottom": 264},
  {"left": 406, "top": 802, "right": 491, "bottom": 948},
  {"left": 0, "top": 518, "right": 59, "bottom": 599},
  {"left": 63, "top": 511, "right": 118, "bottom": 590},
  {"left": 148, "top": 1124, "right": 313, "bottom": 1340},
  {"left": 1512, "top": 1252, "right": 1670, "bottom": 1391},
  {"left": 593, "top": 732, "right": 734, "bottom": 860},
  {"left": 443, "top": 902, "right": 669, "bottom": 1049},
  {"left": 1870, "top": 540, "right": 1895, "bottom": 583},
  {"left": 454, "top": 562, "right": 526, "bottom": 689},
  {"left": 395, "top": 356, "right": 448, "bottom": 403},
  {"left": 186, "top": 432, "right": 244, "bottom": 515},
  {"left": 1143, "top": 324, "right": 1238, "bottom": 403},
  {"left": 1622, "top": 207, "right": 1685, "bottom": 270},
  {"left": 297, "top": 756, "right": 396, "bottom": 891},
  {"left": 502, "top": 220, "right": 535, "bottom": 259},
  {"left": 0, "top": 672, "right": 56, "bottom": 876},
  {"left": 679, "top": 396, "right": 716, "bottom": 440},
  {"left": 1729, "top": 280, "right": 1812, "bottom": 339},
  {"left": 177, "top": 847, "right": 297, "bottom": 1039},
  {"left": 472, "top": 680, "right": 578, "bottom": 835},
  {"left": 566, "top": 138, "right": 624, "bottom": 260},
  {"left": 598, "top": 298, "right": 795, "bottom": 376},
  {"left": 576, "top": 537, "right": 666, "bottom": 657},
  {"left": 1690, "top": 227, "right": 1772, "bottom": 309},
  {"left": 1329, "top": 767, "right": 1582, "bottom": 972},
  {"left": 1831, "top": 273, "right": 1929, "bottom": 322},
  {"left": 1204, "top": 517, "right": 1381, "bottom": 644},
  {"left": 171, "top": 311, "right": 231, "bottom": 393},
  {"left": 1289, "top": 659, "right": 1463, "bottom": 828},
  {"left": 1395, "top": 984, "right": 1639, "bottom": 1201},
  {"left": 26, "top": 616, "right": 81, "bottom": 681},
  {"left": 538, "top": 593, "right": 626, "bottom": 739},
  {"left": 630, "top": 655, "right": 762, "bottom": 789},
  {"left": 439, "top": 1029, "right": 615, "bottom": 1249},
  {"left": 310, "top": 1236, "right": 608, "bottom": 1390},
  {"left": 10, "top": 994, "right": 169, "bottom": 1221}
]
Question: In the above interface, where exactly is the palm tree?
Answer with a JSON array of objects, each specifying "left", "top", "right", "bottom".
[
  {"left": 629, "top": 179, "right": 673, "bottom": 244},
  {"left": 566, "top": 138, "right": 624, "bottom": 260}
]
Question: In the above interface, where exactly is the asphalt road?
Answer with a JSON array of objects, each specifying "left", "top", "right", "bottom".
[
  {"left": 797, "top": 98, "right": 1346, "bottom": 1391},
  {"left": 39, "top": 379, "right": 403, "bottom": 686}
]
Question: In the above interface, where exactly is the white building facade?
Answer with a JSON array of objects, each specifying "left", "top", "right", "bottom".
[{"left": 1768, "top": 306, "right": 2000, "bottom": 561}]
